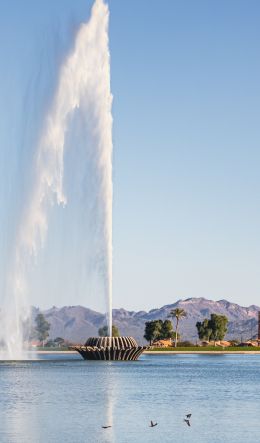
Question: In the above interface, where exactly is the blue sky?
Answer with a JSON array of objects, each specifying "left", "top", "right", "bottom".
[{"left": 0, "top": 0, "right": 259, "bottom": 312}]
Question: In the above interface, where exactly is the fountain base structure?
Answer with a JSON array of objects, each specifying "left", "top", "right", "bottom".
[{"left": 72, "top": 336, "right": 147, "bottom": 361}]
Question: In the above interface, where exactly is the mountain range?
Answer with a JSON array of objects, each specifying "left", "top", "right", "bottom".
[{"left": 32, "top": 297, "right": 260, "bottom": 344}]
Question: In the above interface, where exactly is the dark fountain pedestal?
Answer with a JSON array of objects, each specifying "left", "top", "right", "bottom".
[{"left": 72, "top": 336, "right": 147, "bottom": 361}]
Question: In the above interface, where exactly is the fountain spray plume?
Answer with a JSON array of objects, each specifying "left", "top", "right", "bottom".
[{"left": 2, "top": 0, "right": 113, "bottom": 358}]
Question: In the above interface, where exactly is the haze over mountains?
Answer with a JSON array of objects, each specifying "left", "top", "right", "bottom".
[{"left": 32, "top": 298, "right": 260, "bottom": 344}]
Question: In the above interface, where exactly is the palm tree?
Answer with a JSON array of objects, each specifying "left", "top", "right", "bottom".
[{"left": 168, "top": 308, "right": 187, "bottom": 347}]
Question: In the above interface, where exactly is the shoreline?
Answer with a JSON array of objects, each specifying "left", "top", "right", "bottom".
[
  {"left": 144, "top": 350, "right": 260, "bottom": 355},
  {"left": 30, "top": 350, "right": 260, "bottom": 355},
  {"left": 32, "top": 350, "right": 77, "bottom": 354}
]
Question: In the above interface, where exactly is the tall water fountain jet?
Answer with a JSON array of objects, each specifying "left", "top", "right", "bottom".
[{"left": 1, "top": 0, "right": 113, "bottom": 359}]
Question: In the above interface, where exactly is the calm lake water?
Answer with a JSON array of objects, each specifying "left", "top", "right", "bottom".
[{"left": 0, "top": 353, "right": 259, "bottom": 443}]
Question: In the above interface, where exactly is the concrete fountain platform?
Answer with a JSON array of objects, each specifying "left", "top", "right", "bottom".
[{"left": 72, "top": 336, "right": 147, "bottom": 361}]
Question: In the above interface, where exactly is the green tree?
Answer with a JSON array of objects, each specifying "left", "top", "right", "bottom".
[
  {"left": 159, "top": 319, "right": 174, "bottom": 340},
  {"left": 209, "top": 314, "right": 228, "bottom": 344},
  {"left": 168, "top": 308, "right": 187, "bottom": 347},
  {"left": 196, "top": 314, "right": 228, "bottom": 344},
  {"left": 196, "top": 319, "right": 212, "bottom": 341},
  {"left": 144, "top": 320, "right": 162, "bottom": 345},
  {"left": 98, "top": 325, "right": 120, "bottom": 337},
  {"left": 35, "top": 313, "right": 50, "bottom": 346}
]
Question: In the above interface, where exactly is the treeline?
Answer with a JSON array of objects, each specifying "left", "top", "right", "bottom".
[
  {"left": 144, "top": 310, "right": 228, "bottom": 347},
  {"left": 144, "top": 308, "right": 187, "bottom": 346},
  {"left": 31, "top": 310, "right": 229, "bottom": 348}
]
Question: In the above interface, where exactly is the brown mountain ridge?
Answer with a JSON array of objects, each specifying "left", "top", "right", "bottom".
[{"left": 32, "top": 297, "right": 260, "bottom": 344}]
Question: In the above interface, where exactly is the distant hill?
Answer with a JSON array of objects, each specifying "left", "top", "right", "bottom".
[{"left": 32, "top": 297, "right": 260, "bottom": 344}]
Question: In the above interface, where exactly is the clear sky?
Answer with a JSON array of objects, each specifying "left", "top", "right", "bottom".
[{"left": 0, "top": 0, "right": 259, "bottom": 312}]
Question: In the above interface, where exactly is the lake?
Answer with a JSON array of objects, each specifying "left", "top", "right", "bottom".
[{"left": 0, "top": 353, "right": 259, "bottom": 442}]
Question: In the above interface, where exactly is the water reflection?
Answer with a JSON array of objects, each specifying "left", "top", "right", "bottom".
[
  {"left": 102, "top": 362, "right": 116, "bottom": 443},
  {"left": 0, "top": 356, "right": 132, "bottom": 442},
  {"left": 0, "top": 355, "right": 260, "bottom": 443},
  {"left": 0, "top": 362, "right": 40, "bottom": 442}
]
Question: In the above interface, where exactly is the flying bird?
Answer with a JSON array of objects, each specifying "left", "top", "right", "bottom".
[
  {"left": 184, "top": 419, "right": 191, "bottom": 427},
  {"left": 150, "top": 421, "right": 158, "bottom": 427},
  {"left": 102, "top": 426, "right": 112, "bottom": 429}
]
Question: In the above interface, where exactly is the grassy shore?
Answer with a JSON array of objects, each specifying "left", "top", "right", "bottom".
[
  {"left": 31, "top": 346, "right": 260, "bottom": 354},
  {"left": 147, "top": 346, "right": 260, "bottom": 353}
]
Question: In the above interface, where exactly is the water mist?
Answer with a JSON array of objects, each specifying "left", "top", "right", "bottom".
[{"left": 1, "top": 0, "right": 113, "bottom": 359}]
